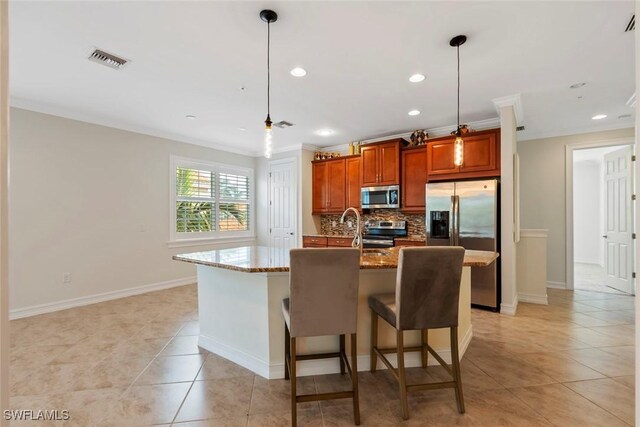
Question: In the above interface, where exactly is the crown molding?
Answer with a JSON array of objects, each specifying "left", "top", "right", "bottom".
[
  {"left": 626, "top": 92, "right": 636, "bottom": 108},
  {"left": 492, "top": 94, "right": 523, "bottom": 125},
  {"left": 325, "top": 117, "right": 502, "bottom": 152},
  {"left": 10, "top": 97, "right": 253, "bottom": 157},
  {"left": 517, "top": 122, "right": 634, "bottom": 142}
]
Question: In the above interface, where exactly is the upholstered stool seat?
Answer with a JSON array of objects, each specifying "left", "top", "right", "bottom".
[
  {"left": 369, "top": 246, "right": 466, "bottom": 420},
  {"left": 283, "top": 248, "right": 361, "bottom": 427}
]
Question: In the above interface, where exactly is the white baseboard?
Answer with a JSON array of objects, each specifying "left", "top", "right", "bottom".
[
  {"left": 574, "top": 258, "right": 603, "bottom": 266},
  {"left": 9, "top": 276, "right": 196, "bottom": 320},
  {"left": 500, "top": 295, "right": 519, "bottom": 315},
  {"left": 200, "top": 326, "right": 474, "bottom": 380},
  {"left": 518, "top": 292, "right": 548, "bottom": 305},
  {"left": 547, "top": 281, "right": 567, "bottom": 289}
]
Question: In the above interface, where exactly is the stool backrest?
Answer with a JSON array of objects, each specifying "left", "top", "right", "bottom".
[
  {"left": 289, "top": 248, "right": 361, "bottom": 338},
  {"left": 396, "top": 247, "right": 465, "bottom": 330}
]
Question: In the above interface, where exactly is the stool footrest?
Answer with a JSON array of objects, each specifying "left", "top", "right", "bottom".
[
  {"left": 296, "top": 391, "right": 354, "bottom": 403},
  {"left": 407, "top": 381, "right": 456, "bottom": 392},
  {"left": 296, "top": 352, "right": 341, "bottom": 361}
]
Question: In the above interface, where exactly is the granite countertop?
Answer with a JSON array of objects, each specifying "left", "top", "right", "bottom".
[
  {"left": 395, "top": 236, "right": 426, "bottom": 242},
  {"left": 173, "top": 246, "right": 498, "bottom": 273},
  {"left": 303, "top": 234, "right": 355, "bottom": 239}
]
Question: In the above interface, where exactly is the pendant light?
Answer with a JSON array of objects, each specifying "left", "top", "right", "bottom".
[
  {"left": 450, "top": 35, "right": 467, "bottom": 167},
  {"left": 260, "top": 9, "right": 278, "bottom": 158}
]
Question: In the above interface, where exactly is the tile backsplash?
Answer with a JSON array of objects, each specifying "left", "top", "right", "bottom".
[{"left": 320, "top": 209, "right": 425, "bottom": 237}]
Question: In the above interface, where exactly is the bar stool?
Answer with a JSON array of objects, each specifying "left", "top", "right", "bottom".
[
  {"left": 282, "top": 248, "right": 361, "bottom": 427},
  {"left": 368, "top": 246, "right": 465, "bottom": 420}
]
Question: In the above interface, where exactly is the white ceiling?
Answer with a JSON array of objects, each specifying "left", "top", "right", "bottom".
[{"left": 9, "top": 1, "right": 636, "bottom": 156}]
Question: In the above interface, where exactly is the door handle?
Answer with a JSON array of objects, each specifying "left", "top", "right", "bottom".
[
  {"left": 289, "top": 232, "right": 294, "bottom": 236},
  {"left": 602, "top": 235, "right": 608, "bottom": 239}
]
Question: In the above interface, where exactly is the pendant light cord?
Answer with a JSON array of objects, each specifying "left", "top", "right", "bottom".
[
  {"left": 457, "top": 44, "right": 460, "bottom": 131},
  {"left": 267, "top": 20, "right": 271, "bottom": 117}
]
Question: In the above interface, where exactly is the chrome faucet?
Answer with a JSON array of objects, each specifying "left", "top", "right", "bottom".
[{"left": 340, "top": 207, "right": 363, "bottom": 256}]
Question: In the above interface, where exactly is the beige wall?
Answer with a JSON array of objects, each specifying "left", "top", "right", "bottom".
[
  {"left": 9, "top": 108, "right": 256, "bottom": 313},
  {"left": 518, "top": 127, "right": 635, "bottom": 286}
]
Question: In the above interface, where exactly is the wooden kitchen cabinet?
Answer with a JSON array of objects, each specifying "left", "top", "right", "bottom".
[
  {"left": 312, "top": 158, "right": 345, "bottom": 214},
  {"left": 360, "top": 139, "right": 403, "bottom": 186},
  {"left": 345, "top": 157, "right": 361, "bottom": 209},
  {"left": 312, "top": 155, "right": 360, "bottom": 215},
  {"left": 401, "top": 146, "right": 427, "bottom": 212},
  {"left": 426, "top": 128, "right": 500, "bottom": 181},
  {"left": 327, "top": 236, "right": 353, "bottom": 247},
  {"left": 303, "top": 236, "right": 328, "bottom": 247}
]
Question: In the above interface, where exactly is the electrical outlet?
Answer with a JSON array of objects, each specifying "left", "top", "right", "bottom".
[
  {"left": 331, "top": 220, "right": 337, "bottom": 227},
  {"left": 63, "top": 273, "right": 72, "bottom": 284},
  {"left": 347, "top": 220, "right": 353, "bottom": 228}
]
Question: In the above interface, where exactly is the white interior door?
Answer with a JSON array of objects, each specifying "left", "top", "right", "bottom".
[
  {"left": 269, "top": 160, "right": 297, "bottom": 256},
  {"left": 603, "top": 146, "right": 635, "bottom": 294}
]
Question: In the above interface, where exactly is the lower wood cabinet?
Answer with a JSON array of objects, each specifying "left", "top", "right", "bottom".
[
  {"left": 302, "top": 236, "right": 354, "bottom": 248},
  {"left": 302, "top": 236, "right": 327, "bottom": 248},
  {"left": 327, "top": 236, "right": 353, "bottom": 247}
]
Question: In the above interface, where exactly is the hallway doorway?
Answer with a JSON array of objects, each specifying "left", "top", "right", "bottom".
[{"left": 572, "top": 144, "right": 635, "bottom": 295}]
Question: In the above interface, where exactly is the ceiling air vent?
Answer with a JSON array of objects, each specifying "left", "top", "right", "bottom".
[
  {"left": 625, "top": 14, "right": 635, "bottom": 32},
  {"left": 516, "top": 125, "right": 525, "bottom": 131},
  {"left": 273, "top": 120, "right": 294, "bottom": 128},
  {"left": 88, "top": 49, "right": 128, "bottom": 70}
]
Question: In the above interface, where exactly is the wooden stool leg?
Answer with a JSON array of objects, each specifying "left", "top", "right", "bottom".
[
  {"left": 421, "top": 329, "right": 429, "bottom": 368},
  {"left": 450, "top": 326, "right": 465, "bottom": 414},
  {"left": 350, "top": 333, "right": 361, "bottom": 425},
  {"left": 396, "top": 329, "right": 410, "bottom": 420},
  {"left": 290, "top": 337, "right": 297, "bottom": 427},
  {"left": 284, "top": 324, "right": 290, "bottom": 380},
  {"left": 339, "top": 334, "right": 346, "bottom": 375},
  {"left": 370, "top": 310, "right": 378, "bottom": 373}
]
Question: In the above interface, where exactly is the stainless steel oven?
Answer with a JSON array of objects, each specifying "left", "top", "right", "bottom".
[{"left": 361, "top": 185, "right": 400, "bottom": 209}]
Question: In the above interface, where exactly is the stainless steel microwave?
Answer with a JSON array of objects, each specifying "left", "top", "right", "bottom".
[{"left": 361, "top": 185, "right": 400, "bottom": 209}]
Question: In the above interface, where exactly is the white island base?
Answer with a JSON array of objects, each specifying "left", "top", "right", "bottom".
[{"left": 196, "top": 265, "right": 472, "bottom": 379}]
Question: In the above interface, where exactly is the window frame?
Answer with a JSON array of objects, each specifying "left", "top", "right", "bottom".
[{"left": 169, "top": 156, "right": 255, "bottom": 245}]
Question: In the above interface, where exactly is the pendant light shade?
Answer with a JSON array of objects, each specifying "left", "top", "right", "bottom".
[
  {"left": 261, "top": 10, "right": 278, "bottom": 158},
  {"left": 450, "top": 35, "right": 467, "bottom": 167}
]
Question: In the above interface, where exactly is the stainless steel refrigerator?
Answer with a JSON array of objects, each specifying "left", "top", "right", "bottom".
[{"left": 426, "top": 179, "right": 500, "bottom": 310}]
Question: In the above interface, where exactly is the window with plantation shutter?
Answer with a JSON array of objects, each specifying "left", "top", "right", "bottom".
[{"left": 170, "top": 157, "right": 254, "bottom": 243}]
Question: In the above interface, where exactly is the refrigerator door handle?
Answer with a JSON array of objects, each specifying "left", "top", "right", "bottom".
[
  {"left": 449, "top": 195, "right": 455, "bottom": 246},
  {"left": 452, "top": 195, "right": 460, "bottom": 246}
]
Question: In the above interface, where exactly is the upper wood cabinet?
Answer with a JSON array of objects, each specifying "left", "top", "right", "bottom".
[
  {"left": 401, "top": 146, "right": 427, "bottom": 212},
  {"left": 312, "top": 156, "right": 360, "bottom": 215},
  {"left": 360, "top": 139, "right": 403, "bottom": 186},
  {"left": 426, "top": 128, "right": 500, "bottom": 181},
  {"left": 345, "top": 157, "right": 361, "bottom": 209},
  {"left": 312, "top": 158, "right": 345, "bottom": 214}
]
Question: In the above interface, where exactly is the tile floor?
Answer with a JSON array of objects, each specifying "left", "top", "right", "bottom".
[
  {"left": 9, "top": 285, "right": 636, "bottom": 426},
  {"left": 574, "top": 262, "right": 629, "bottom": 295}
]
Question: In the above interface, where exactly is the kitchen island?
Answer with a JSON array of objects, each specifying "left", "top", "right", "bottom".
[{"left": 173, "top": 246, "right": 498, "bottom": 379}]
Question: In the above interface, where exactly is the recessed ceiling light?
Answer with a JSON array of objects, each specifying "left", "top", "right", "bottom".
[
  {"left": 238, "top": 127, "right": 247, "bottom": 131},
  {"left": 408, "top": 110, "right": 421, "bottom": 116},
  {"left": 570, "top": 82, "right": 586, "bottom": 89},
  {"left": 409, "top": 74, "right": 425, "bottom": 83},
  {"left": 315, "top": 129, "right": 334, "bottom": 137},
  {"left": 592, "top": 114, "right": 607, "bottom": 120},
  {"left": 185, "top": 115, "right": 196, "bottom": 120},
  {"left": 290, "top": 67, "right": 307, "bottom": 77}
]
